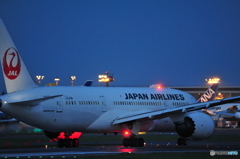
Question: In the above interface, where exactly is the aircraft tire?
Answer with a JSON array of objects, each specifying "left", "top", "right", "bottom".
[
  {"left": 58, "top": 139, "right": 79, "bottom": 148},
  {"left": 177, "top": 138, "right": 187, "bottom": 146},
  {"left": 123, "top": 138, "right": 129, "bottom": 147},
  {"left": 138, "top": 138, "right": 144, "bottom": 147},
  {"left": 73, "top": 139, "right": 79, "bottom": 147},
  {"left": 58, "top": 139, "right": 65, "bottom": 148},
  {"left": 123, "top": 138, "right": 145, "bottom": 147},
  {"left": 177, "top": 138, "right": 182, "bottom": 145},
  {"left": 67, "top": 139, "right": 73, "bottom": 147},
  {"left": 130, "top": 138, "right": 138, "bottom": 147},
  {"left": 183, "top": 139, "right": 188, "bottom": 145}
]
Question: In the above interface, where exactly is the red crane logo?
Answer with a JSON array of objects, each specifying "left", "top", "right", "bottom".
[{"left": 3, "top": 47, "right": 21, "bottom": 80}]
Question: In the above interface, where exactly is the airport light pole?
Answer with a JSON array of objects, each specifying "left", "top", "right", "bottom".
[
  {"left": 70, "top": 76, "right": 76, "bottom": 86},
  {"left": 205, "top": 77, "right": 220, "bottom": 84},
  {"left": 205, "top": 77, "right": 222, "bottom": 100},
  {"left": 98, "top": 71, "right": 114, "bottom": 87},
  {"left": 36, "top": 75, "right": 44, "bottom": 85},
  {"left": 54, "top": 77, "right": 60, "bottom": 86}
]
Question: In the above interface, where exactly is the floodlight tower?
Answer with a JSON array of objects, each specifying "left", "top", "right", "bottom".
[
  {"left": 70, "top": 76, "right": 76, "bottom": 86},
  {"left": 36, "top": 75, "right": 44, "bottom": 85},
  {"left": 205, "top": 77, "right": 220, "bottom": 85},
  {"left": 98, "top": 71, "right": 114, "bottom": 87},
  {"left": 54, "top": 77, "right": 60, "bottom": 86},
  {"left": 205, "top": 77, "right": 222, "bottom": 100}
]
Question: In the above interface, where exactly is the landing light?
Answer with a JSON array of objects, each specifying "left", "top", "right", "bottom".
[{"left": 123, "top": 130, "right": 131, "bottom": 137}]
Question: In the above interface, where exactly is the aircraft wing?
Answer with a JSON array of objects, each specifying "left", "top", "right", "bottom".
[
  {"left": 214, "top": 111, "right": 235, "bottom": 116},
  {"left": 0, "top": 118, "right": 17, "bottom": 123},
  {"left": 112, "top": 96, "right": 240, "bottom": 125},
  {"left": 8, "top": 95, "right": 63, "bottom": 106}
]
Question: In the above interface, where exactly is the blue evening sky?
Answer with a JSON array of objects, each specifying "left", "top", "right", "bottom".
[{"left": 0, "top": 0, "right": 239, "bottom": 89}]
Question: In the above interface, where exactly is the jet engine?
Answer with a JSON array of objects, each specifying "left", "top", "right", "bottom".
[
  {"left": 175, "top": 112, "right": 214, "bottom": 140},
  {"left": 235, "top": 112, "right": 240, "bottom": 119}
]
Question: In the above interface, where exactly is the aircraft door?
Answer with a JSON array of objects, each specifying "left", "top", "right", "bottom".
[
  {"left": 55, "top": 97, "right": 63, "bottom": 113},
  {"left": 100, "top": 96, "right": 107, "bottom": 112},
  {"left": 164, "top": 101, "right": 168, "bottom": 109}
]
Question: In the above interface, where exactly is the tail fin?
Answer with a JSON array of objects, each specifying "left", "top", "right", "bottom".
[
  {"left": 83, "top": 80, "right": 93, "bottom": 86},
  {"left": 0, "top": 19, "right": 38, "bottom": 93},
  {"left": 197, "top": 83, "right": 219, "bottom": 103}
]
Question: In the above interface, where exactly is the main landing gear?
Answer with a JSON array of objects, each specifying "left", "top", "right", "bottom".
[
  {"left": 177, "top": 138, "right": 188, "bottom": 146},
  {"left": 123, "top": 137, "right": 144, "bottom": 147},
  {"left": 58, "top": 138, "right": 79, "bottom": 148},
  {"left": 57, "top": 132, "right": 80, "bottom": 148}
]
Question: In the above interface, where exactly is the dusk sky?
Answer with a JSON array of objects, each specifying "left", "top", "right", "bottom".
[{"left": 0, "top": 0, "right": 240, "bottom": 90}]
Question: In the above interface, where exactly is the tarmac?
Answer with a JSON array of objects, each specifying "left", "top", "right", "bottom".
[{"left": 0, "top": 128, "right": 239, "bottom": 158}]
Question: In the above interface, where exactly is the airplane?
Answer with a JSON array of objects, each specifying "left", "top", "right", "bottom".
[
  {"left": 0, "top": 80, "right": 93, "bottom": 124},
  {"left": 150, "top": 83, "right": 219, "bottom": 132},
  {"left": 205, "top": 103, "right": 240, "bottom": 127},
  {"left": 0, "top": 19, "right": 240, "bottom": 148},
  {"left": 0, "top": 111, "right": 17, "bottom": 123},
  {"left": 82, "top": 80, "right": 93, "bottom": 87},
  {"left": 196, "top": 84, "right": 240, "bottom": 127}
]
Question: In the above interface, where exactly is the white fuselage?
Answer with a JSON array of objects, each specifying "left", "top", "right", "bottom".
[{"left": 0, "top": 86, "right": 196, "bottom": 133}]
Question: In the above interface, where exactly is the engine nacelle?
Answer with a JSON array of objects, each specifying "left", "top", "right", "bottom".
[
  {"left": 175, "top": 112, "right": 214, "bottom": 140},
  {"left": 235, "top": 112, "right": 240, "bottom": 119}
]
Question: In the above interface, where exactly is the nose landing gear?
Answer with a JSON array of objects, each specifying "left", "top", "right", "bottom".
[{"left": 177, "top": 138, "right": 188, "bottom": 146}]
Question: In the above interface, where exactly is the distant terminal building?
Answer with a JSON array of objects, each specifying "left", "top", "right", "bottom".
[
  {"left": 152, "top": 77, "right": 240, "bottom": 101},
  {"left": 169, "top": 86, "right": 240, "bottom": 101}
]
